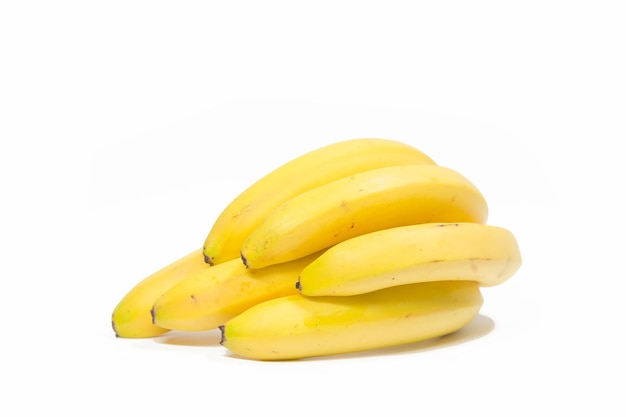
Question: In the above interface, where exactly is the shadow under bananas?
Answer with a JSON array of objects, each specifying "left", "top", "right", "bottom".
[{"left": 154, "top": 328, "right": 223, "bottom": 347}]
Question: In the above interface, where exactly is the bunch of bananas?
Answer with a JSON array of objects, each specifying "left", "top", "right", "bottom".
[{"left": 111, "top": 138, "right": 522, "bottom": 360}]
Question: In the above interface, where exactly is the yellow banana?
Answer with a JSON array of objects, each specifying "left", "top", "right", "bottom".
[
  {"left": 202, "top": 138, "right": 437, "bottom": 266},
  {"left": 151, "top": 252, "right": 321, "bottom": 332},
  {"left": 220, "top": 280, "right": 483, "bottom": 361},
  {"left": 297, "top": 222, "right": 521, "bottom": 296},
  {"left": 111, "top": 248, "right": 209, "bottom": 338},
  {"left": 240, "top": 164, "right": 488, "bottom": 269}
]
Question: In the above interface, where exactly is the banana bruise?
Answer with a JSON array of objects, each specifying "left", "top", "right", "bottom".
[
  {"left": 241, "top": 164, "right": 489, "bottom": 269},
  {"left": 297, "top": 222, "right": 522, "bottom": 296},
  {"left": 220, "top": 280, "right": 483, "bottom": 361},
  {"left": 151, "top": 252, "right": 321, "bottom": 332},
  {"left": 202, "top": 138, "right": 436, "bottom": 266},
  {"left": 111, "top": 248, "right": 208, "bottom": 338}
]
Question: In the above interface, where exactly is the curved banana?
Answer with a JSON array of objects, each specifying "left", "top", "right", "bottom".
[
  {"left": 297, "top": 222, "right": 521, "bottom": 296},
  {"left": 151, "top": 252, "right": 321, "bottom": 332},
  {"left": 203, "top": 138, "right": 437, "bottom": 266},
  {"left": 220, "top": 280, "right": 483, "bottom": 361},
  {"left": 111, "top": 248, "right": 209, "bottom": 338},
  {"left": 241, "top": 164, "right": 488, "bottom": 269}
]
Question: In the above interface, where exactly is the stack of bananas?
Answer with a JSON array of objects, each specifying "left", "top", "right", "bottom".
[{"left": 111, "top": 138, "right": 522, "bottom": 360}]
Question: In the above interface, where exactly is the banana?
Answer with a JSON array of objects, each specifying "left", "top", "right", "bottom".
[
  {"left": 111, "top": 248, "right": 209, "bottom": 338},
  {"left": 297, "top": 222, "right": 521, "bottom": 297},
  {"left": 240, "top": 164, "right": 489, "bottom": 269},
  {"left": 202, "top": 138, "right": 437, "bottom": 266},
  {"left": 151, "top": 252, "right": 321, "bottom": 332},
  {"left": 220, "top": 280, "right": 483, "bottom": 361}
]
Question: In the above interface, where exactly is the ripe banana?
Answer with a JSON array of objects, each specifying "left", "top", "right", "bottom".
[
  {"left": 111, "top": 248, "right": 208, "bottom": 338},
  {"left": 202, "top": 138, "right": 437, "bottom": 266},
  {"left": 297, "top": 222, "right": 521, "bottom": 297},
  {"left": 240, "top": 164, "right": 489, "bottom": 269},
  {"left": 220, "top": 280, "right": 483, "bottom": 361},
  {"left": 151, "top": 252, "right": 320, "bottom": 332}
]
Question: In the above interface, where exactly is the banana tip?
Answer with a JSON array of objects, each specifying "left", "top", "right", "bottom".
[
  {"left": 150, "top": 306, "right": 157, "bottom": 324},
  {"left": 218, "top": 325, "right": 226, "bottom": 345},
  {"left": 240, "top": 252, "right": 249, "bottom": 269},
  {"left": 203, "top": 250, "right": 214, "bottom": 265},
  {"left": 111, "top": 319, "right": 120, "bottom": 337}
]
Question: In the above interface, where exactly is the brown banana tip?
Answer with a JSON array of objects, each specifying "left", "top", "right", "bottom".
[
  {"left": 240, "top": 252, "right": 249, "bottom": 269},
  {"left": 150, "top": 306, "right": 157, "bottom": 324},
  {"left": 218, "top": 325, "right": 226, "bottom": 345},
  {"left": 111, "top": 319, "right": 120, "bottom": 337},
  {"left": 295, "top": 278, "right": 301, "bottom": 291},
  {"left": 203, "top": 251, "right": 214, "bottom": 265}
]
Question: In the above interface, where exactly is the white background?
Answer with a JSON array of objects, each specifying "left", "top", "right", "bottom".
[{"left": 1, "top": 1, "right": 624, "bottom": 415}]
